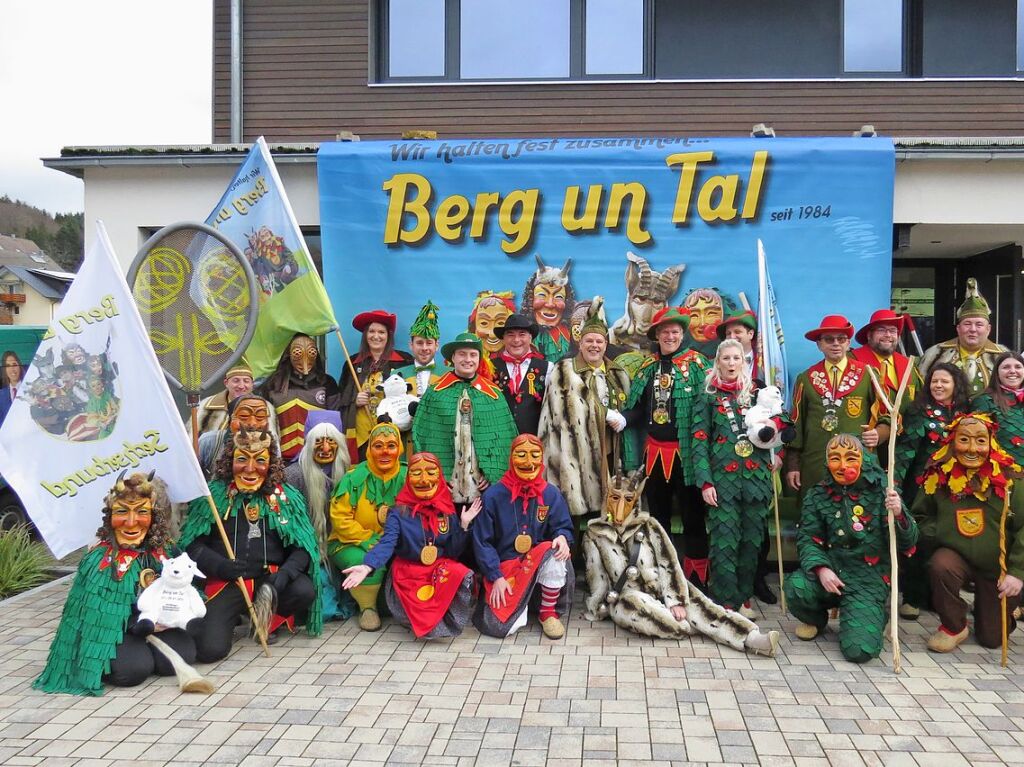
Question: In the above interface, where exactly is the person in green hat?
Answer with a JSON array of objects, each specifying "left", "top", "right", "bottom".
[
  {"left": 623, "top": 305, "right": 713, "bottom": 588},
  {"left": 394, "top": 300, "right": 449, "bottom": 398},
  {"left": 411, "top": 332, "right": 518, "bottom": 511},
  {"left": 538, "top": 297, "right": 632, "bottom": 520},
  {"left": 919, "top": 278, "right": 1008, "bottom": 396}
]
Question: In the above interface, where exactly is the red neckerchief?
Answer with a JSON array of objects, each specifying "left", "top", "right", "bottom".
[
  {"left": 1001, "top": 386, "right": 1024, "bottom": 404},
  {"left": 395, "top": 482, "right": 456, "bottom": 536},
  {"left": 500, "top": 349, "right": 543, "bottom": 393},
  {"left": 710, "top": 376, "right": 743, "bottom": 393},
  {"left": 499, "top": 468, "right": 547, "bottom": 512}
]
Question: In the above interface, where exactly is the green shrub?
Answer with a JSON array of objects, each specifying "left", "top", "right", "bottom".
[{"left": 0, "top": 525, "right": 53, "bottom": 599}]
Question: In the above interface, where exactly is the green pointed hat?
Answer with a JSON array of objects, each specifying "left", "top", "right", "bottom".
[
  {"left": 957, "top": 278, "right": 991, "bottom": 321},
  {"left": 410, "top": 300, "right": 441, "bottom": 340},
  {"left": 715, "top": 309, "right": 757, "bottom": 341},
  {"left": 578, "top": 296, "right": 608, "bottom": 338}
]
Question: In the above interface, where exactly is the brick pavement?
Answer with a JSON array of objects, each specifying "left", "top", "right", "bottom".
[{"left": 2, "top": 573, "right": 1023, "bottom": 766}]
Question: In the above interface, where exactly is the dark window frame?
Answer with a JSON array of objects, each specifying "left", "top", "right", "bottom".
[
  {"left": 376, "top": 0, "right": 653, "bottom": 83},
  {"left": 839, "top": 0, "right": 910, "bottom": 77}
]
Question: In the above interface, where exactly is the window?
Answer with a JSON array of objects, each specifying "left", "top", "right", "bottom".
[
  {"left": 922, "top": 0, "right": 1023, "bottom": 76},
  {"left": 844, "top": 0, "right": 903, "bottom": 73},
  {"left": 461, "top": 0, "right": 570, "bottom": 79},
  {"left": 379, "top": 0, "right": 650, "bottom": 82},
  {"left": 586, "top": 0, "right": 645, "bottom": 75},
  {"left": 387, "top": 0, "right": 446, "bottom": 78}
]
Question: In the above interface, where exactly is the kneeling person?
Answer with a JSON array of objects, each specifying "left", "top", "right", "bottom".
[
  {"left": 179, "top": 429, "right": 322, "bottom": 662},
  {"left": 583, "top": 469, "right": 779, "bottom": 655},
  {"left": 784, "top": 434, "right": 917, "bottom": 663},
  {"left": 342, "top": 453, "right": 480, "bottom": 638},
  {"left": 473, "top": 434, "right": 574, "bottom": 639}
]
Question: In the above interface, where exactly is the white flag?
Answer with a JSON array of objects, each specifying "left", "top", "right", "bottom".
[
  {"left": 0, "top": 222, "right": 208, "bottom": 558},
  {"left": 756, "top": 239, "right": 791, "bottom": 408}
]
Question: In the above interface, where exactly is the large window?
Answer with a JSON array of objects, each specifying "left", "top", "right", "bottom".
[
  {"left": 378, "top": 0, "right": 1024, "bottom": 82},
  {"left": 378, "top": 0, "right": 650, "bottom": 81}
]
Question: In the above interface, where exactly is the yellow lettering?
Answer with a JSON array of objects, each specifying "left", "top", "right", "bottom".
[
  {"left": 382, "top": 173, "right": 434, "bottom": 245},
  {"left": 469, "top": 192, "right": 500, "bottom": 239},
  {"left": 665, "top": 151, "right": 715, "bottom": 225},
  {"left": 561, "top": 184, "right": 603, "bottom": 232},
  {"left": 435, "top": 195, "right": 470, "bottom": 242},
  {"left": 741, "top": 150, "right": 769, "bottom": 219},
  {"left": 499, "top": 189, "right": 540, "bottom": 255},
  {"left": 697, "top": 175, "right": 739, "bottom": 222},
  {"left": 604, "top": 182, "right": 651, "bottom": 245}
]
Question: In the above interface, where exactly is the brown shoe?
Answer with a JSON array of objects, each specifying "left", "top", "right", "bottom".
[
  {"left": 927, "top": 626, "right": 968, "bottom": 653},
  {"left": 541, "top": 616, "right": 565, "bottom": 639},
  {"left": 795, "top": 622, "right": 820, "bottom": 641},
  {"left": 358, "top": 609, "right": 381, "bottom": 632},
  {"left": 746, "top": 628, "right": 780, "bottom": 657}
]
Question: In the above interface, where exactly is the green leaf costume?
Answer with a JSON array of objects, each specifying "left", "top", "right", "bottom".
[
  {"left": 178, "top": 480, "right": 323, "bottom": 636},
  {"left": 33, "top": 545, "right": 164, "bottom": 696},
  {"left": 972, "top": 394, "right": 1024, "bottom": 467},
  {"left": 411, "top": 373, "right": 518, "bottom": 483},
  {"left": 783, "top": 451, "right": 918, "bottom": 663},
  {"left": 691, "top": 385, "right": 779, "bottom": 608},
  {"left": 624, "top": 350, "right": 710, "bottom": 481}
]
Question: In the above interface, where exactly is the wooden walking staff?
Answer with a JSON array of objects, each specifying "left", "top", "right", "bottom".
[
  {"left": 740, "top": 291, "right": 788, "bottom": 613},
  {"left": 1000, "top": 485, "right": 1011, "bottom": 668},
  {"left": 866, "top": 356, "right": 915, "bottom": 674},
  {"left": 333, "top": 328, "right": 375, "bottom": 419},
  {"left": 204, "top": 495, "right": 271, "bottom": 657}
]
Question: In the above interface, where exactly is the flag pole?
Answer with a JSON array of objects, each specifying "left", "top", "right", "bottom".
[
  {"left": 204, "top": 494, "right": 271, "bottom": 656},
  {"left": 742, "top": 290, "right": 787, "bottom": 613}
]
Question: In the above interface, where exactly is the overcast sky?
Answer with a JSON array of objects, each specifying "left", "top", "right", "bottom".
[{"left": 0, "top": 1, "right": 212, "bottom": 215}]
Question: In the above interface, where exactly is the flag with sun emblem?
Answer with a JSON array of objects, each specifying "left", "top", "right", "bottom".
[
  {"left": 206, "top": 136, "right": 338, "bottom": 379},
  {"left": 0, "top": 222, "right": 209, "bottom": 558}
]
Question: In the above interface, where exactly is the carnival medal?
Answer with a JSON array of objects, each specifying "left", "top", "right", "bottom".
[
  {"left": 514, "top": 534, "right": 533, "bottom": 554},
  {"left": 721, "top": 392, "right": 753, "bottom": 456},
  {"left": 376, "top": 504, "right": 389, "bottom": 525},
  {"left": 653, "top": 407, "right": 670, "bottom": 425},
  {"left": 420, "top": 545, "right": 438, "bottom": 566},
  {"left": 821, "top": 411, "right": 839, "bottom": 432},
  {"left": 652, "top": 368, "right": 674, "bottom": 425},
  {"left": 245, "top": 503, "right": 262, "bottom": 539},
  {"left": 417, "top": 585, "right": 435, "bottom": 601},
  {"left": 735, "top": 439, "right": 754, "bottom": 457}
]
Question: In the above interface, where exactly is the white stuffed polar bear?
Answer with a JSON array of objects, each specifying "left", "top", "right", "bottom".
[{"left": 136, "top": 552, "right": 207, "bottom": 631}]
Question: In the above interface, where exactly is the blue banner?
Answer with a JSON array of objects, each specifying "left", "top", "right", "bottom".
[{"left": 318, "top": 137, "right": 894, "bottom": 374}]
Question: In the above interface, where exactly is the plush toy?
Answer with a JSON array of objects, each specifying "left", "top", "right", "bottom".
[
  {"left": 375, "top": 372, "right": 419, "bottom": 431},
  {"left": 135, "top": 552, "right": 207, "bottom": 634},
  {"left": 744, "top": 385, "right": 790, "bottom": 450}
]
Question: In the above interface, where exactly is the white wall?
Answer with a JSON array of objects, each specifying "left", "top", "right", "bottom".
[{"left": 74, "top": 154, "right": 1024, "bottom": 274}]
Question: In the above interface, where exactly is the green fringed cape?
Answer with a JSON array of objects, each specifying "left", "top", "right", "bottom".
[
  {"left": 411, "top": 374, "right": 518, "bottom": 483},
  {"left": 179, "top": 480, "right": 324, "bottom": 636},
  {"left": 33, "top": 545, "right": 161, "bottom": 696},
  {"left": 623, "top": 350, "right": 710, "bottom": 482},
  {"left": 331, "top": 462, "right": 407, "bottom": 506}
]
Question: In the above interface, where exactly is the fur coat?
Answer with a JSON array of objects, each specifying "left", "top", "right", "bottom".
[
  {"left": 538, "top": 355, "right": 630, "bottom": 516},
  {"left": 583, "top": 511, "right": 755, "bottom": 648}
]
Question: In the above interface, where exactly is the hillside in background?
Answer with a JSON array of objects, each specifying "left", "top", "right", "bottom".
[{"left": 0, "top": 196, "right": 83, "bottom": 272}]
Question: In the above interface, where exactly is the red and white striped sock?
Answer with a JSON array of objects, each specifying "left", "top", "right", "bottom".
[{"left": 539, "top": 585, "right": 561, "bottom": 620}]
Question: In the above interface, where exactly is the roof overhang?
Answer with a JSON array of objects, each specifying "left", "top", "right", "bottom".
[{"left": 42, "top": 137, "right": 1024, "bottom": 179}]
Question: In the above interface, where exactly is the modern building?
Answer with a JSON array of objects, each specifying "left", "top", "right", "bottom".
[{"left": 45, "top": 0, "right": 1024, "bottom": 348}]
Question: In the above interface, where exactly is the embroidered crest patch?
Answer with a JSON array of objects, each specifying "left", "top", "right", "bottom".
[
  {"left": 537, "top": 505, "right": 549, "bottom": 522},
  {"left": 845, "top": 396, "right": 864, "bottom": 417},
  {"left": 955, "top": 507, "right": 984, "bottom": 538}
]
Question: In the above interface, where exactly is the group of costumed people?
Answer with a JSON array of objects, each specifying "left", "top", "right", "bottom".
[{"left": 33, "top": 257, "right": 1024, "bottom": 694}]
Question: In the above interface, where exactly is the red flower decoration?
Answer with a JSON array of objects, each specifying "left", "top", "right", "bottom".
[
  {"left": 717, "top": 405, "right": 728, "bottom": 414},
  {"left": 745, "top": 459, "right": 759, "bottom": 470},
  {"left": 716, "top": 435, "right": 728, "bottom": 444},
  {"left": 694, "top": 430, "right": 709, "bottom": 441},
  {"left": 1012, "top": 436, "right": 1024, "bottom": 447},
  {"left": 725, "top": 461, "right": 739, "bottom": 473}
]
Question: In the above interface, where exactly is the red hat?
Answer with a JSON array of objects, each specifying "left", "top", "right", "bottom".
[
  {"left": 804, "top": 315, "right": 855, "bottom": 342},
  {"left": 854, "top": 309, "right": 905, "bottom": 345},
  {"left": 352, "top": 310, "right": 396, "bottom": 334}
]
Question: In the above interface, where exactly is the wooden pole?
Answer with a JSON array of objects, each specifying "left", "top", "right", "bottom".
[
  {"left": 204, "top": 494, "right": 271, "bottom": 657},
  {"left": 1000, "top": 484, "right": 1011, "bottom": 668},
  {"left": 867, "top": 357, "right": 914, "bottom": 674},
  {"left": 334, "top": 328, "right": 374, "bottom": 419}
]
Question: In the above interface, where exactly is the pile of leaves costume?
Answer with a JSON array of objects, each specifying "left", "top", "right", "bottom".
[
  {"left": 34, "top": 472, "right": 192, "bottom": 695},
  {"left": 784, "top": 436, "right": 918, "bottom": 663}
]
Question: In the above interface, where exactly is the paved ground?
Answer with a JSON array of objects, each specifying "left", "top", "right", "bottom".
[{"left": 2, "top": 574, "right": 1023, "bottom": 767}]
